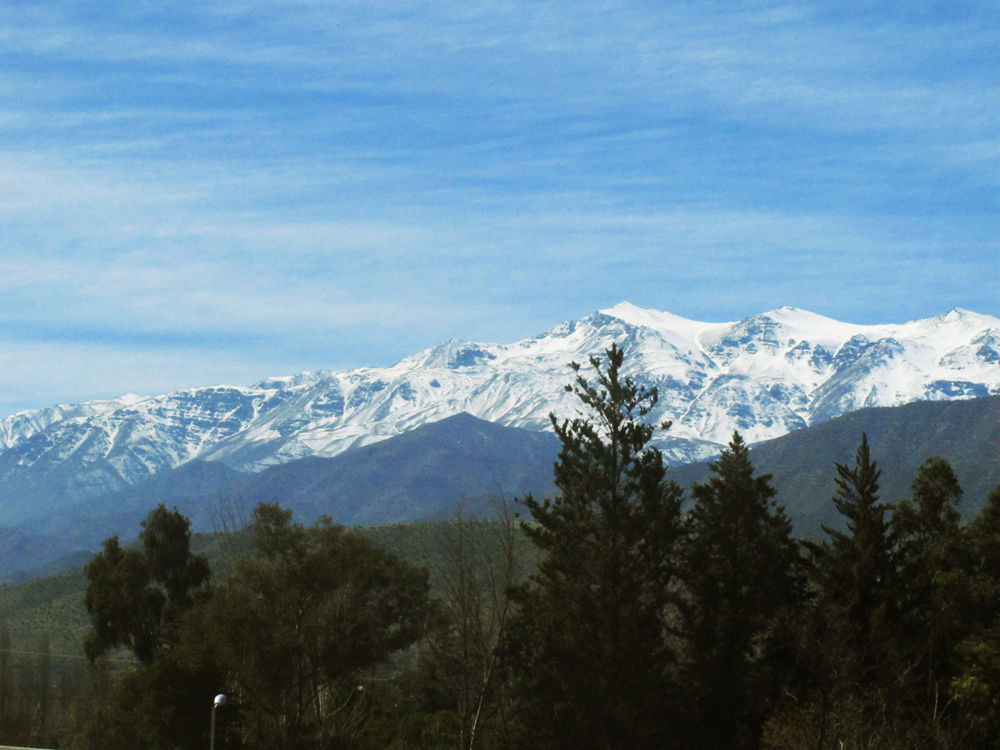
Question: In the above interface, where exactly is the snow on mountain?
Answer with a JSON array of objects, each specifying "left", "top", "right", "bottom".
[{"left": 1, "top": 304, "right": 997, "bottom": 519}]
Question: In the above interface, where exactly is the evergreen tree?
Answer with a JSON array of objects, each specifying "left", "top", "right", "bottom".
[
  {"left": 503, "top": 344, "right": 685, "bottom": 750},
  {"left": 892, "top": 457, "right": 969, "bottom": 712},
  {"left": 820, "top": 432, "right": 897, "bottom": 686},
  {"left": 951, "top": 484, "right": 1000, "bottom": 747},
  {"left": 680, "top": 432, "right": 806, "bottom": 750},
  {"left": 790, "top": 433, "right": 903, "bottom": 747}
]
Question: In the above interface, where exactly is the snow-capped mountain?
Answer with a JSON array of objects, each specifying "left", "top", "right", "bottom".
[{"left": 0, "top": 304, "right": 997, "bottom": 524}]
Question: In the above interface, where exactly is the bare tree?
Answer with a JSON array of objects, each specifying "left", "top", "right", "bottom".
[
  {"left": 427, "top": 495, "right": 522, "bottom": 750},
  {"left": 208, "top": 493, "right": 252, "bottom": 574}
]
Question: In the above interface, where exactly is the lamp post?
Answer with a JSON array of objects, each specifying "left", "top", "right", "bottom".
[{"left": 210, "top": 693, "right": 227, "bottom": 750}]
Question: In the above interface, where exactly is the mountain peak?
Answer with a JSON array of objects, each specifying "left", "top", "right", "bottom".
[
  {"left": 600, "top": 302, "right": 729, "bottom": 340},
  {"left": 253, "top": 371, "right": 331, "bottom": 390},
  {"left": 938, "top": 307, "right": 995, "bottom": 325}
]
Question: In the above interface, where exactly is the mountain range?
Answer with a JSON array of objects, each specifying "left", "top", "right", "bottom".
[
  {"left": 0, "top": 303, "right": 997, "bottom": 528},
  {"left": 3, "top": 395, "right": 997, "bottom": 581}
]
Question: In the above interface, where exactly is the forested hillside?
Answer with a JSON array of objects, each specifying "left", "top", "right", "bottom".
[{"left": 672, "top": 395, "right": 1000, "bottom": 536}]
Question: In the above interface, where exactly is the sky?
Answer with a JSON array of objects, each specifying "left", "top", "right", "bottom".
[{"left": 1, "top": 0, "right": 997, "bottom": 417}]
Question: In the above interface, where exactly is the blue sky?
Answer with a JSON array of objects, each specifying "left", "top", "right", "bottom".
[{"left": 1, "top": 0, "right": 997, "bottom": 416}]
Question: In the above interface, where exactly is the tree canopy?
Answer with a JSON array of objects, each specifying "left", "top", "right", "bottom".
[
  {"left": 189, "top": 502, "right": 432, "bottom": 749},
  {"left": 83, "top": 504, "right": 210, "bottom": 664}
]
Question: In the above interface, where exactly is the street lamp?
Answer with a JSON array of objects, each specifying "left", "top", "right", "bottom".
[{"left": 210, "top": 694, "right": 227, "bottom": 750}]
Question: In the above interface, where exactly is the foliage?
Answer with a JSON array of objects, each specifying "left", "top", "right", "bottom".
[
  {"left": 819, "top": 433, "right": 898, "bottom": 685},
  {"left": 766, "top": 451, "right": 1000, "bottom": 749},
  {"left": 966, "top": 482, "right": 1000, "bottom": 625},
  {"left": 950, "top": 483, "right": 1000, "bottom": 747},
  {"left": 83, "top": 504, "right": 210, "bottom": 664},
  {"left": 185, "top": 502, "right": 432, "bottom": 749},
  {"left": 75, "top": 507, "right": 221, "bottom": 749},
  {"left": 892, "top": 457, "right": 971, "bottom": 712},
  {"left": 401, "top": 500, "right": 522, "bottom": 750},
  {"left": 503, "top": 344, "right": 685, "bottom": 750},
  {"left": 670, "top": 395, "right": 1000, "bottom": 538}
]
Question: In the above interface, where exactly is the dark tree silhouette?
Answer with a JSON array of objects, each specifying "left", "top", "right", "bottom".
[
  {"left": 504, "top": 343, "right": 686, "bottom": 750},
  {"left": 84, "top": 504, "right": 210, "bottom": 664},
  {"left": 681, "top": 431, "right": 806, "bottom": 750}
]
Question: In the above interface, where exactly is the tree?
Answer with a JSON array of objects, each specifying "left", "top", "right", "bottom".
[
  {"left": 785, "top": 434, "right": 903, "bottom": 748},
  {"left": 966, "top": 482, "right": 1000, "bottom": 625},
  {"left": 380, "top": 499, "right": 526, "bottom": 750},
  {"left": 951, "top": 483, "right": 1000, "bottom": 748},
  {"left": 893, "top": 457, "right": 963, "bottom": 544},
  {"left": 78, "top": 506, "right": 216, "bottom": 750},
  {"left": 83, "top": 504, "right": 211, "bottom": 664},
  {"left": 34, "top": 636, "right": 52, "bottom": 739},
  {"left": 892, "top": 458, "right": 970, "bottom": 714},
  {"left": 188, "top": 502, "right": 432, "bottom": 749},
  {"left": 77, "top": 503, "right": 431, "bottom": 750},
  {"left": 503, "top": 343, "right": 685, "bottom": 750},
  {"left": 821, "top": 433, "right": 897, "bottom": 684},
  {"left": 680, "top": 432, "right": 806, "bottom": 750},
  {"left": 421, "top": 500, "right": 522, "bottom": 750},
  {"left": 0, "top": 623, "right": 14, "bottom": 742}
]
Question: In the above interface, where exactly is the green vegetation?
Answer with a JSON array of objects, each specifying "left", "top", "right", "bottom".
[{"left": 0, "top": 345, "right": 998, "bottom": 749}]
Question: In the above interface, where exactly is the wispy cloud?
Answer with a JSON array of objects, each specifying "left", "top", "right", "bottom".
[{"left": 0, "top": 0, "right": 996, "bottom": 414}]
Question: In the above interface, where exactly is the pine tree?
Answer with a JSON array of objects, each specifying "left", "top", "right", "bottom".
[
  {"left": 503, "top": 344, "right": 685, "bottom": 750},
  {"left": 821, "top": 433, "right": 897, "bottom": 674},
  {"left": 952, "top": 484, "right": 1000, "bottom": 748},
  {"left": 892, "top": 457, "right": 969, "bottom": 712},
  {"left": 680, "top": 432, "right": 806, "bottom": 750},
  {"left": 802, "top": 433, "right": 902, "bottom": 745}
]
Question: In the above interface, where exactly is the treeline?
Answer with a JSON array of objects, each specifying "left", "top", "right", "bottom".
[{"left": 3, "top": 343, "right": 1000, "bottom": 749}]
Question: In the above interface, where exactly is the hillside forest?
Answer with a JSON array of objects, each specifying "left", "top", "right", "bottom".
[{"left": 1, "top": 344, "right": 999, "bottom": 750}]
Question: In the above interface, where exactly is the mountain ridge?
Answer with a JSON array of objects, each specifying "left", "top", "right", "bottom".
[
  {"left": 672, "top": 395, "right": 1000, "bottom": 537},
  {"left": 0, "top": 412, "right": 560, "bottom": 578},
  {"left": 0, "top": 304, "right": 996, "bottom": 525},
  {"left": 2, "top": 398, "right": 996, "bottom": 582}
]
